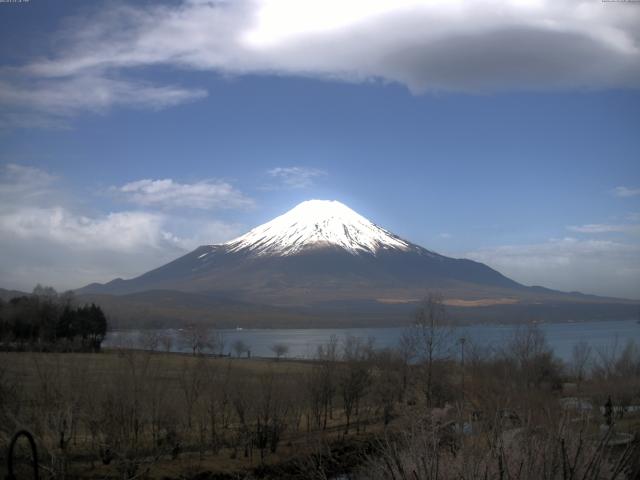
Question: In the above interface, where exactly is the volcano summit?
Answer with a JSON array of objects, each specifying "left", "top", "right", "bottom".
[{"left": 225, "top": 200, "right": 412, "bottom": 256}]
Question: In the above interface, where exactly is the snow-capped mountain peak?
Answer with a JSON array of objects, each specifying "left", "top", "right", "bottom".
[{"left": 223, "top": 199, "right": 412, "bottom": 256}]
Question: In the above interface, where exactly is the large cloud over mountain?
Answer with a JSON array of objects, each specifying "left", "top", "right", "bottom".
[{"left": 2, "top": 0, "right": 639, "bottom": 126}]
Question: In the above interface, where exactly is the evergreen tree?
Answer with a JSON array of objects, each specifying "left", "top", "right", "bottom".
[{"left": 0, "top": 287, "right": 108, "bottom": 352}]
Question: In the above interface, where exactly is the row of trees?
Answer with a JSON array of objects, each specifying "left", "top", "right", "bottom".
[
  {"left": 136, "top": 325, "right": 292, "bottom": 360},
  {"left": 0, "top": 285, "right": 107, "bottom": 351}
]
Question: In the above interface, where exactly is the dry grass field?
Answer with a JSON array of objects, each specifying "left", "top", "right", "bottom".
[
  {"left": 0, "top": 349, "right": 389, "bottom": 479},
  {"left": 3, "top": 320, "right": 640, "bottom": 479}
]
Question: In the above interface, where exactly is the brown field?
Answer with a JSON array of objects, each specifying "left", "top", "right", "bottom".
[
  {"left": 2, "top": 318, "right": 640, "bottom": 479},
  {"left": 377, "top": 297, "right": 520, "bottom": 307},
  {"left": 443, "top": 297, "right": 520, "bottom": 307},
  {"left": 0, "top": 349, "right": 393, "bottom": 479}
]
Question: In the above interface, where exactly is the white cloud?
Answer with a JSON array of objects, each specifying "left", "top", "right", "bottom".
[
  {"left": 467, "top": 237, "right": 640, "bottom": 299},
  {"left": 0, "top": 163, "right": 58, "bottom": 201},
  {"left": 0, "top": 165, "right": 244, "bottom": 290},
  {"left": 0, "top": 207, "right": 245, "bottom": 291},
  {"left": 0, "top": 207, "right": 174, "bottom": 253},
  {"left": 3, "top": 0, "right": 640, "bottom": 127},
  {"left": 171, "top": 219, "right": 245, "bottom": 249},
  {"left": 0, "top": 76, "right": 206, "bottom": 116},
  {"left": 567, "top": 223, "right": 640, "bottom": 234},
  {"left": 267, "top": 166, "right": 327, "bottom": 189},
  {"left": 116, "top": 178, "right": 254, "bottom": 210},
  {"left": 613, "top": 186, "right": 640, "bottom": 198}
]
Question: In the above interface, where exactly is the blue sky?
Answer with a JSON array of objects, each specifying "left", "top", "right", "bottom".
[{"left": 0, "top": 0, "right": 639, "bottom": 298}]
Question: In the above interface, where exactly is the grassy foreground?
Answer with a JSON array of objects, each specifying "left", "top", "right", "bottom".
[
  {"left": 1, "top": 349, "right": 389, "bottom": 479},
  {"left": 3, "top": 324, "right": 640, "bottom": 479}
]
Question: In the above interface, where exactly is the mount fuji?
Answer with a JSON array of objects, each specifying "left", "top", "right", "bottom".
[
  {"left": 81, "top": 200, "right": 520, "bottom": 299},
  {"left": 79, "top": 200, "right": 638, "bottom": 327}
]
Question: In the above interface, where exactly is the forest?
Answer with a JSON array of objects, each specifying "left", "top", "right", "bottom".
[{"left": 0, "top": 286, "right": 108, "bottom": 352}]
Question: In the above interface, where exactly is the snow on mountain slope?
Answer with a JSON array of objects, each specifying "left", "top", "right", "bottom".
[{"left": 223, "top": 200, "right": 414, "bottom": 256}]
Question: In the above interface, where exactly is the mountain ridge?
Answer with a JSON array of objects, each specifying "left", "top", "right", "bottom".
[{"left": 77, "top": 200, "right": 639, "bottom": 325}]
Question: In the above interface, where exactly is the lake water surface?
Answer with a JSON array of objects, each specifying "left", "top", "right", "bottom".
[{"left": 104, "top": 319, "right": 640, "bottom": 362}]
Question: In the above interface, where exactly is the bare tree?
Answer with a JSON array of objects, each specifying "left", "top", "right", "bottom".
[
  {"left": 397, "top": 330, "right": 417, "bottom": 400},
  {"left": 178, "top": 357, "right": 205, "bottom": 429},
  {"left": 271, "top": 343, "right": 289, "bottom": 361},
  {"left": 371, "top": 349, "right": 403, "bottom": 426},
  {"left": 0, "top": 363, "right": 21, "bottom": 441},
  {"left": 410, "top": 293, "right": 454, "bottom": 406},
  {"left": 229, "top": 376, "right": 254, "bottom": 459},
  {"left": 339, "top": 335, "right": 373, "bottom": 434},
  {"left": 232, "top": 339, "right": 249, "bottom": 358},
  {"left": 570, "top": 341, "right": 592, "bottom": 391},
  {"left": 359, "top": 412, "right": 640, "bottom": 480},
  {"left": 613, "top": 339, "right": 640, "bottom": 377},
  {"left": 254, "top": 370, "right": 292, "bottom": 461},
  {"left": 181, "top": 324, "right": 220, "bottom": 356},
  {"left": 202, "top": 360, "right": 232, "bottom": 454},
  {"left": 181, "top": 324, "right": 204, "bottom": 356},
  {"left": 506, "top": 323, "right": 561, "bottom": 389},
  {"left": 139, "top": 331, "right": 159, "bottom": 352},
  {"left": 204, "top": 330, "right": 225, "bottom": 356},
  {"left": 302, "top": 336, "right": 341, "bottom": 432},
  {"left": 159, "top": 333, "right": 173, "bottom": 353},
  {"left": 594, "top": 340, "right": 640, "bottom": 418},
  {"left": 507, "top": 324, "right": 549, "bottom": 365},
  {"left": 304, "top": 367, "right": 324, "bottom": 431},
  {"left": 593, "top": 336, "right": 621, "bottom": 380},
  {"left": 93, "top": 350, "right": 157, "bottom": 478}
]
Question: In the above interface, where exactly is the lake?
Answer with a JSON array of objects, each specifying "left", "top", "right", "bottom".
[{"left": 103, "top": 319, "right": 640, "bottom": 362}]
